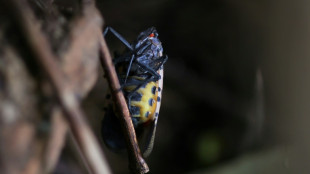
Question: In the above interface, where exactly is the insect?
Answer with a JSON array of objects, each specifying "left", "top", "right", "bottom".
[{"left": 101, "top": 27, "right": 168, "bottom": 157}]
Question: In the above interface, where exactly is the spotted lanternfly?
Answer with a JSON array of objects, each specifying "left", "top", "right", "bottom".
[{"left": 101, "top": 27, "right": 168, "bottom": 157}]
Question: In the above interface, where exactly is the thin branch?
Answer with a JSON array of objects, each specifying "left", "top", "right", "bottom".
[
  {"left": 44, "top": 107, "right": 68, "bottom": 173},
  {"left": 98, "top": 30, "right": 149, "bottom": 173},
  {"left": 8, "top": 1, "right": 111, "bottom": 174}
]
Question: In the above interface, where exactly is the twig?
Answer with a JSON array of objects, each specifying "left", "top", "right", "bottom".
[
  {"left": 8, "top": 1, "right": 111, "bottom": 174},
  {"left": 44, "top": 107, "right": 68, "bottom": 173},
  {"left": 98, "top": 30, "right": 149, "bottom": 173}
]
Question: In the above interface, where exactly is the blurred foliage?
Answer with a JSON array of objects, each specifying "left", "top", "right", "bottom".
[{"left": 195, "top": 131, "right": 222, "bottom": 165}]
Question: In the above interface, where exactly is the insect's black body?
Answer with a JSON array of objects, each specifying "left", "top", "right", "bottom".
[
  {"left": 101, "top": 27, "right": 167, "bottom": 157},
  {"left": 105, "top": 27, "right": 166, "bottom": 77}
]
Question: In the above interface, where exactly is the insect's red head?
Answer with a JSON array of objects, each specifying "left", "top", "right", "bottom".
[
  {"left": 149, "top": 33, "right": 155, "bottom": 38},
  {"left": 137, "top": 27, "right": 158, "bottom": 41}
]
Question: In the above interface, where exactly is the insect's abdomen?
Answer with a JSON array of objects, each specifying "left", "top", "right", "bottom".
[
  {"left": 101, "top": 79, "right": 160, "bottom": 151},
  {"left": 124, "top": 79, "right": 159, "bottom": 126}
]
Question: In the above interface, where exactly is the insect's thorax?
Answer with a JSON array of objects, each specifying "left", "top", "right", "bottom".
[{"left": 134, "top": 38, "right": 163, "bottom": 61}]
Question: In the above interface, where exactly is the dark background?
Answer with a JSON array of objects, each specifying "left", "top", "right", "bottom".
[{"left": 82, "top": 0, "right": 310, "bottom": 173}]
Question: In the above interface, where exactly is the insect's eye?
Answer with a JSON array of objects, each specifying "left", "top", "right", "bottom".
[{"left": 149, "top": 33, "right": 155, "bottom": 37}]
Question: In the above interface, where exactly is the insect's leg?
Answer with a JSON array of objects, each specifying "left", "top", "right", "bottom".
[
  {"left": 151, "top": 55, "right": 168, "bottom": 71},
  {"left": 124, "top": 54, "right": 135, "bottom": 84},
  {"left": 123, "top": 42, "right": 153, "bottom": 84},
  {"left": 162, "top": 55, "right": 168, "bottom": 65},
  {"left": 117, "top": 41, "right": 152, "bottom": 83},
  {"left": 136, "top": 59, "right": 161, "bottom": 81},
  {"left": 136, "top": 42, "right": 152, "bottom": 55},
  {"left": 120, "top": 55, "right": 168, "bottom": 90},
  {"left": 112, "top": 55, "right": 131, "bottom": 85},
  {"left": 103, "top": 26, "right": 133, "bottom": 51}
]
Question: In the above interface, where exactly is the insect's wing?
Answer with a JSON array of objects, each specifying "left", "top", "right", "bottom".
[
  {"left": 141, "top": 68, "right": 164, "bottom": 157},
  {"left": 101, "top": 105, "right": 126, "bottom": 151},
  {"left": 140, "top": 116, "right": 159, "bottom": 157},
  {"left": 102, "top": 104, "right": 158, "bottom": 157}
]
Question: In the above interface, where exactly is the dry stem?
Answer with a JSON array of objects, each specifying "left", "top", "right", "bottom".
[{"left": 98, "top": 31, "right": 149, "bottom": 173}]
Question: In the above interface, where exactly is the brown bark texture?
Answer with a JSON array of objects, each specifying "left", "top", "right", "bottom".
[{"left": 0, "top": 0, "right": 112, "bottom": 174}]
